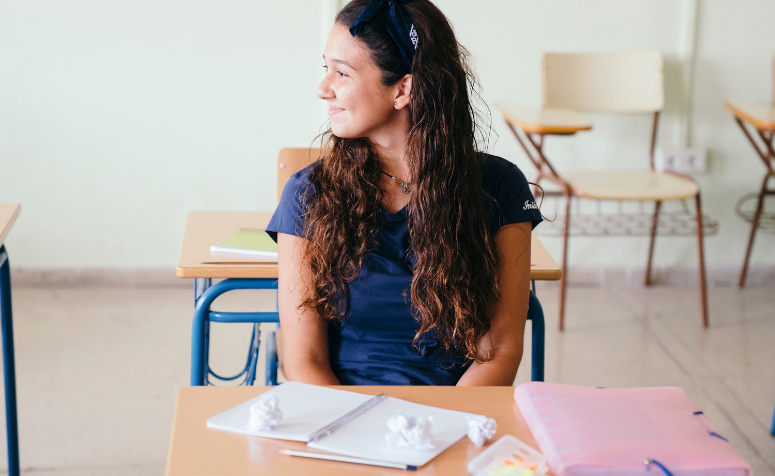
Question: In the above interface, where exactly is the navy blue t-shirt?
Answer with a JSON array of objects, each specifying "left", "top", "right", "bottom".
[{"left": 266, "top": 154, "right": 542, "bottom": 385}]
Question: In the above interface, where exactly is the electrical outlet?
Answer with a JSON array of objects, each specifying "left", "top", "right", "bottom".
[{"left": 654, "top": 147, "right": 706, "bottom": 174}]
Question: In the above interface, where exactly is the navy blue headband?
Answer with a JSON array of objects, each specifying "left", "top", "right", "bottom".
[{"left": 349, "top": 0, "right": 418, "bottom": 70}]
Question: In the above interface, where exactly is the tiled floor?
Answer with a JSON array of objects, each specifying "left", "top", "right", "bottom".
[{"left": 0, "top": 281, "right": 773, "bottom": 475}]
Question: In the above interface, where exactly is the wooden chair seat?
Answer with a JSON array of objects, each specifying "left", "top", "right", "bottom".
[{"left": 561, "top": 170, "right": 698, "bottom": 201}]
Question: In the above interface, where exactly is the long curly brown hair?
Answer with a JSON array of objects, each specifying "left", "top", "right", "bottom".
[{"left": 300, "top": 0, "right": 499, "bottom": 363}]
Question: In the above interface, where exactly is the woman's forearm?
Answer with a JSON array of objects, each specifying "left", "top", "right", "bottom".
[
  {"left": 456, "top": 348, "right": 523, "bottom": 386},
  {"left": 284, "top": 357, "right": 342, "bottom": 386}
]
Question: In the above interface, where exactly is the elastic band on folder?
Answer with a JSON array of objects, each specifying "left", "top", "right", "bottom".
[
  {"left": 645, "top": 459, "right": 674, "bottom": 476},
  {"left": 708, "top": 431, "right": 729, "bottom": 442},
  {"left": 692, "top": 411, "right": 728, "bottom": 441}
]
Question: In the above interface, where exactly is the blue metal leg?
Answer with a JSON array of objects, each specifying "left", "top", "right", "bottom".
[
  {"left": 265, "top": 330, "right": 278, "bottom": 386},
  {"left": 0, "top": 246, "right": 19, "bottom": 476},
  {"left": 191, "top": 278, "right": 280, "bottom": 386},
  {"left": 527, "top": 287, "right": 545, "bottom": 382},
  {"left": 771, "top": 400, "right": 775, "bottom": 436}
]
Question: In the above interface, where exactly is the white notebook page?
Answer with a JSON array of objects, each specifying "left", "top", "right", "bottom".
[
  {"left": 308, "top": 396, "right": 472, "bottom": 467},
  {"left": 206, "top": 382, "right": 372, "bottom": 441}
]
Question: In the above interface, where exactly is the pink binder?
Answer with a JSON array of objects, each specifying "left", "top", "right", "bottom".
[{"left": 514, "top": 382, "right": 753, "bottom": 476}]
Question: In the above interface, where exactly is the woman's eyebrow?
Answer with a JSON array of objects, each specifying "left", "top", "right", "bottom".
[{"left": 322, "top": 55, "right": 357, "bottom": 71}]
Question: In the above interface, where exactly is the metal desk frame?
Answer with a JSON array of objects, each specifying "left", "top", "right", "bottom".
[{"left": 189, "top": 277, "right": 546, "bottom": 386}]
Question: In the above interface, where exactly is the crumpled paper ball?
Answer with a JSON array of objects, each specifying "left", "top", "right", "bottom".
[
  {"left": 385, "top": 413, "right": 436, "bottom": 450},
  {"left": 246, "top": 394, "right": 283, "bottom": 431},
  {"left": 466, "top": 414, "right": 497, "bottom": 446}
]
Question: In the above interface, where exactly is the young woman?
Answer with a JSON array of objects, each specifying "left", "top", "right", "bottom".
[{"left": 266, "top": 0, "right": 541, "bottom": 386}]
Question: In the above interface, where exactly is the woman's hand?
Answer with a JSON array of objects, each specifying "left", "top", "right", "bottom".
[
  {"left": 456, "top": 222, "right": 532, "bottom": 386},
  {"left": 277, "top": 232, "right": 341, "bottom": 385}
]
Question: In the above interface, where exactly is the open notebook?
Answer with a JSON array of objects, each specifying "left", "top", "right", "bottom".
[{"left": 207, "top": 382, "right": 475, "bottom": 467}]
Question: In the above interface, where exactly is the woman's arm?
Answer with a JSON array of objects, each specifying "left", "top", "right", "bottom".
[
  {"left": 277, "top": 232, "right": 341, "bottom": 385},
  {"left": 456, "top": 222, "right": 532, "bottom": 386}
]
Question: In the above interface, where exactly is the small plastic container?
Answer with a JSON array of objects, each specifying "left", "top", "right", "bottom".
[{"left": 466, "top": 435, "right": 548, "bottom": 476}]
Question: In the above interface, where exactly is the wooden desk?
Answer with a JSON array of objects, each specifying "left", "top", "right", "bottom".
[
  {"left": 180, "top": 211, "right": 560, "bottom": 385},
  {"left": 494, "top": 103, "right": 592, "bottom": 135},
  {"left": 165, "top": 386, "right": 549, "bottom": 476},
  {"left": 0, "top": 203, "right": 20, "bottom": 476},
  {"left": 176, "top": 211, "right": 562, "bottom": 281},
  {"left": 0, "top": 204, "right": 21, "bottom": 249},
  {"left": 725, "top": 99, "right": 775, "bottom": 132}
]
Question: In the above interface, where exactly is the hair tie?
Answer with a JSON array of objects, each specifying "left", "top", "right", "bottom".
[{"left": 349, "top": 0, "right": 418, "bottom": 70}]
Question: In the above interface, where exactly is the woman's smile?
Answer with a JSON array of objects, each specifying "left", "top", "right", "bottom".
[{"left": 328, "top": 105, "right": 346, "bottom": 116}]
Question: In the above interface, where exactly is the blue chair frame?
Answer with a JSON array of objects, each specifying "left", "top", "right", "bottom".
[
  {"left": 191, "top": 277, "right": 545, "bottom": 386},
  {"left": 0, "top": 245, "right": 20, "bottom": 476},
  {"left": 771, "top": 401, "right": 775, "bottom": 436}
]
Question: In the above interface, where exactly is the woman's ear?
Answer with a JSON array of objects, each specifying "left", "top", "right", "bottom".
[{"left": 394, "top": 74, "right": 412, "bottom": 109}]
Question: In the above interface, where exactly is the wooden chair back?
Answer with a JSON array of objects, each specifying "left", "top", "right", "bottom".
[
  {"left": 543, "top": 50, "right": 664, "bottom": 113},
  {"left": 277, "top": 148, "right": 324, "bottom": 203}
]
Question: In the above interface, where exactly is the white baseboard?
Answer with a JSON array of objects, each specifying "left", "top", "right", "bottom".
[
  {"left": 8, "top": 266, "right": 774, "bottom": 288},
  {"left": 539, "top": 266, "right": 775, "bottom": 288},
  {"left": 10, "top": 268, "right": 187, "bottom": 287}
]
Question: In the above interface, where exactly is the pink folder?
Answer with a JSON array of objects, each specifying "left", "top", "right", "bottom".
[{"left": 514, "top": 382, "right": 753, "bottom": 476}]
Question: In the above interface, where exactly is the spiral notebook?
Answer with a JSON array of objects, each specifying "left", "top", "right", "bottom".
[{"left": 207, "top": 382, "right": 474, "bottom": 467}]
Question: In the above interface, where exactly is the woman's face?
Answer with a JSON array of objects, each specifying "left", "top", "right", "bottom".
[{"left": 317, "top": 24, "right": 402, "bottom": 139}]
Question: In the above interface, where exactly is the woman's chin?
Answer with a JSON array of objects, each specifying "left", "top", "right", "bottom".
[{"left": 330, "top": 125, "right": 359, "bottom": 139}]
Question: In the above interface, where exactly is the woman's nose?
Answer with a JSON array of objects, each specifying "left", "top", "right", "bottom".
[{"left": 316, "top": 75, "right": 334, "bottom": 100}]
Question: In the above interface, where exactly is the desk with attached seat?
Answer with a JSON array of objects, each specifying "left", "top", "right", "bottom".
[
  {"left": 724, "top": 99, "right": 775, "bottom": 287},
  {"left": 496, "top": 50, "right": 713, "bottom": 331},
  {"left": 177, "top": 211, "right": 562, "bottom": 386}
]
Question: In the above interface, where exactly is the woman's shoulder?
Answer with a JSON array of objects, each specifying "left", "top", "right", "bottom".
[
  {"left": 479, "top": 153, "right": 542, "bottom": 232},
  {"left": 279, "top": 162, "right": 318, "bottom": 203},
  {"left": 287, "top": 162, "right": 317, "bottom": 187},
  {"left": 480, "top": 153, "right": 531, "bottom": 196}
]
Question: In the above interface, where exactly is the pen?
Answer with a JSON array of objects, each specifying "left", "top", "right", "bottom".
[{"left": 278, "top": 449, "right": 417, "bottom": 471}]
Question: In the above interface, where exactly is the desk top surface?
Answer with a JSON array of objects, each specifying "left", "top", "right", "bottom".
[
  {"left": 176, "top": 211, "right": 562, "bottom": 281},
  {"left": 725, "top": 99, "right": 775, "bottom": 131},
  {"left": 0, "top": 203, "right": 20, "bottom": 247},
  {"left": 495, "top": 103, "right": 593, "bottom": 135},
  {"left": 165, "top": 385, "right": 549, "bottom": 476}
]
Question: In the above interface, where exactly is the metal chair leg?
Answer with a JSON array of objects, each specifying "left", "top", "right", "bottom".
[
  {"left": 739, "top": 174, "right": 770, "bottom": 287},
  {"left": 771, "top": 399, "right": 775, "bottom": 436},
  {"left": 527, "top": 289, "right": 545, "bottom": 382},
  {"left": 695, "top": 194, "right": 709, "bottom": 327},
  {"left": 558, "top": 193, "right": 572, "bottom": 331},
  {"left": 645, "top": 201, "right": 661, "bottom": 286},
  {"left": 0, "top": 246, "right": 20, "bottom": 476},
  {"left": 266, "top": 330, "right": 279, "bottom": 386},
  {"left": 191, "top": 278, "right": 280, "bottom": 386}
]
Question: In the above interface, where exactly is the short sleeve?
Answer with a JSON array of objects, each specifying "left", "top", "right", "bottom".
[
  {"left": 265, "top": 165, "right": 316, "bottom": 242},
  {"left": 482, "top": 155, "right": 543, "bottom": 235}
]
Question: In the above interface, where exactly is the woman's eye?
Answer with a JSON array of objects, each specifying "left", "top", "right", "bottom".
[
  {"left": 322, "top": 65, "right": 328, "bottom": 71},
  {"left": 337, "top": 71, "right": 348, "bottom": 78}
]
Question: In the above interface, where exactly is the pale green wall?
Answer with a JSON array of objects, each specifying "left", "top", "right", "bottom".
[{"left": 1, "top": 0, "right": 773, "bottom": 269}]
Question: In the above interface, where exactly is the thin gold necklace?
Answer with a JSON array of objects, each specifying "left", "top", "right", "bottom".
[{"left": 381, "top": 170, "right": 411, "bottom": 194}]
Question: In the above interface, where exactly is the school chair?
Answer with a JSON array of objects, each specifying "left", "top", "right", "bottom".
[
  {"left": 497, "top": 50, "right": 713, "bottom": 331},
  {"left": 265, "top": 148, "right": 547, "bottom": 384},
  {"left": 724, "top": 58, "right": 775, "bottom": 287}
]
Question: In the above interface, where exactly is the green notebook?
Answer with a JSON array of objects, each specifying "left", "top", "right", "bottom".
[{"left": 210, "top": 228, "right": 278, "bottom": 257}]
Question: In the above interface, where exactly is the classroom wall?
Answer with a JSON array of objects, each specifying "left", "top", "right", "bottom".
[{"left": 1, "top": 0, "right": 773, "bottom": 271}]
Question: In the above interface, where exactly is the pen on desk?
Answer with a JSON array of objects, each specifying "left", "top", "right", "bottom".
[{"left": 278, "top": 449, "right": 417, "bottom": 471}]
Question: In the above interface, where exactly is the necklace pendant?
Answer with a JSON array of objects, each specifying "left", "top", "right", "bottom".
[{"left": 400, "top": 183, "right": 411, "bottom": 194}]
